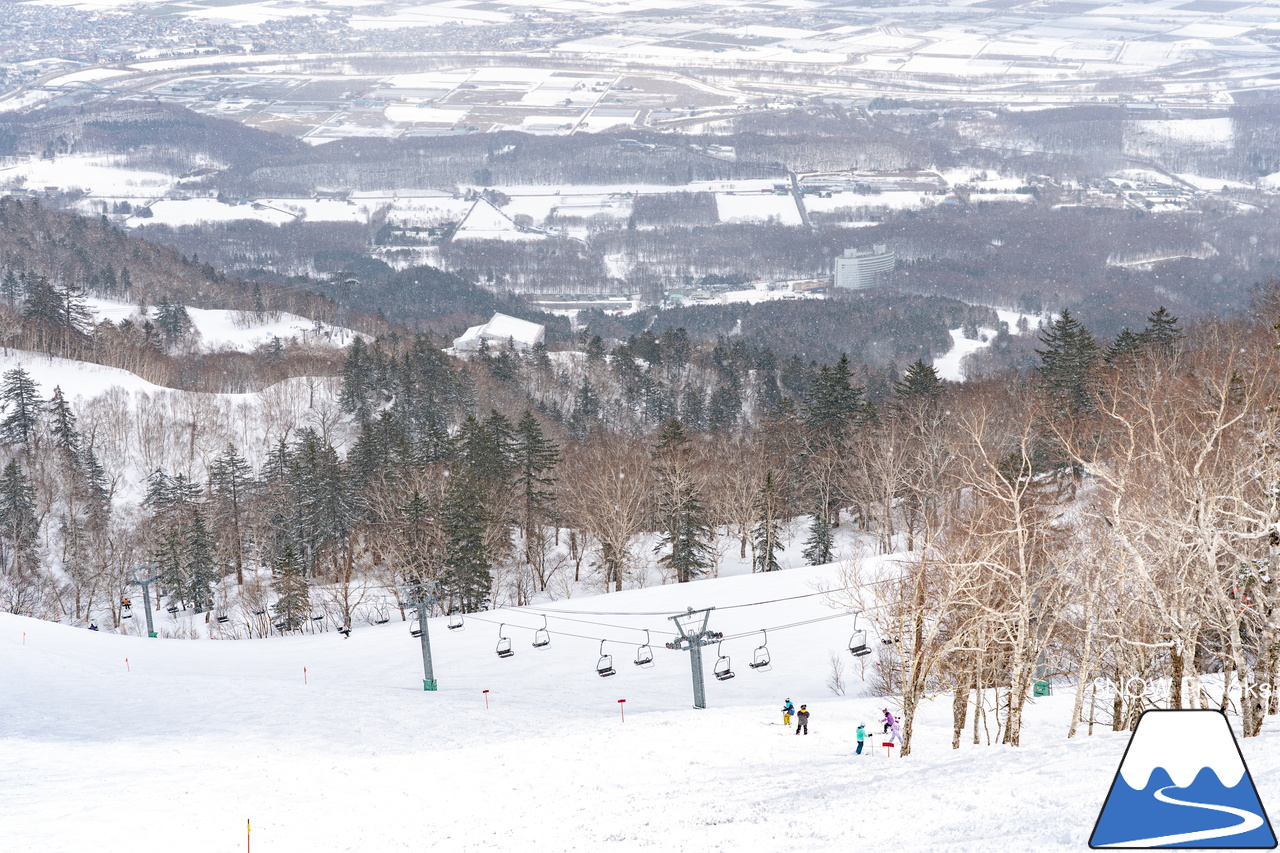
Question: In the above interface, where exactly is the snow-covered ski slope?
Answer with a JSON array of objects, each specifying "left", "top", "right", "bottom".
[{"left": 4, "top": 560, "right": 1278, "bottom": 853}]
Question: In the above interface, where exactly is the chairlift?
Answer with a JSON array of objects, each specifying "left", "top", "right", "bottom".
[
  {"left": 121, "top": 598, "right": 133, "bottom": 619},
  {"left": 496, "top": 623, "right": 514, "bottom": 658},
  {"left": 447, "top": 611, "right": 464, "bottom": 631},
  {"left": 166, "top": 605, "right": 179, "bottom": 614},
  {"left": 596, "top": 640, "right": 616, "bottom": 677},
  {"left": 713, "top": 640, "right": 735, "bottom": 681},
  {"left": 410, "top": 617, "right": 422, "bottom": 638},
  {"left": 374, "top": 617, "right": 390, "bottom": 625},
  {"left": 310, "top": 615, "right": 324, "bottom": 623},
  {"left": 848, "top": 615, "right": 871, "bottom": 657},
  {"left": 749, "top": 629, "right": 771, "bottom": 671},
  {"left": 532, "top": 614, "right": 550, "bottom": 648},
  {"left": 216, "top": 614, "right": 229, "bottom": 624},
  {"left": 253, "top": 609, "right": 267, "bottom": 616},
  {"left": 634, "top": 630, "right": 654, "bottom": 668}
]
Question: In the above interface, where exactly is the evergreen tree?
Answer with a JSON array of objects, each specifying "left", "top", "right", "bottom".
[
  {"left": 185, "top": 509, "right": 217, "bottom": 613},
  {"left": 209, "top": 443, "right": 254, "bottom": 585},
  {"left": 752, "top": 471, "right": 783, "bottom": 573},
  {"left": 0, "top": 460, "right": 38, "bottom": 568},
  {"left": 154, "top": 299, "right": 192, "bottom": 346},
  {"left": 802, "top": 504, "right": 834, "bottom": 566},
  {"left": 1139, "top": 306, "right": 1181, "bottom": 354},
  {"left": 513, "top": 411, "right": 559, "bottom": 564},
  {"left": 338, "top": 336, "right": 374, "bottom": 422},
  {"left": 154, "top": 525, "right": 187, "bottom": 609},
  {"left": 707, "top": 381, "right": 741, "bottom": 430},
  {"left": 271, "top": 544, "right": 310, "bottom": 632},
  {"left": 46, "top": 386, "right": 80, "bottom": 457},
  {"left": 1104, "top": 328, "right": 1145, "bottom": 366},
  {"left": 569, "top": 380, "right": 600, "bottom": 441},
  {"left": 804, "top": 354, "right": 863, "bottom": 439},
  {"left": 652, "top": 419, "right": 713, "bottom": 583},
  {"left": 440, "top": 470, "right": 492, "bottom": 612},
  {"left": 0, "top": 366, "right": 41, "bottom": 448},
  {"left": 21, "top": 275, "right": 64, "bottom": 329},
  {"left": 893, "top": 359, "right": 943, "bottom": 399},
  {"left": 1035, "top": 309, "right": 1098, "bottom": 416}
]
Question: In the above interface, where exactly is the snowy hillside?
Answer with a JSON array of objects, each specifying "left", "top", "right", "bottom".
[
  {"left": 84, "top": 296, "right": 362, "bottom": 353},
  {"left": 5, "top": 558, "right": 1278, "bottom": 852}
]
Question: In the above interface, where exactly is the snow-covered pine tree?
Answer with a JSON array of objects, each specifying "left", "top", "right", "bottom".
[
  {"left": 0, "top": 366, "right": 41, "bottom": 448},
  {"left": 802, "top": 504, "right": 834, "bottom": 566}
]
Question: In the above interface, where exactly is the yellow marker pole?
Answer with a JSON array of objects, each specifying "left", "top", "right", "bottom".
[{"left": 247, "top": 818, "right": 251, "bottom": 853}]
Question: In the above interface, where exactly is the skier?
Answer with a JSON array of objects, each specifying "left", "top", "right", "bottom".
[
  {"left": 88, "top": 623, "right": 98, "bottom": 631},
  {"left": 856, "top": 723, "right": 866, "bottom": 755},
  {"left": 882, "top": 708, "right": 895, "bottom": 734},
  {"left": 339, "top": 623, "right": 351, "bottom": 639},
  {"left": 782, "top": 698, "right": 795, "bottom": 726},
  {"left": 795, "top": 704, "right": 810, "bottom": 736},
  {"left": 888, "top": 715, "right": 903, "bottom": 745}
]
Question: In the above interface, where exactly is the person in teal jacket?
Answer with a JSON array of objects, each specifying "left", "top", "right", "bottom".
[
  {"left": 856, "top": 723, "right": 866, "bottom": 754},
  {"left": 782, "top": 698, "right": 795, "bottom": 725}
]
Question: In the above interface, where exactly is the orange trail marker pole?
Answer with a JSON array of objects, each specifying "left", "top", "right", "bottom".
[
  {"left": 303, "top": 667, "right": 307, "bottom": 685},
  {"left": 618, "top": 699, "right": 626, "bottom": 722},
  {"left": 483, "top": 689, "right": 489, "bottom": 709},
  {"left": 126, "top": 658, "right": 130, "bottom": 673}
]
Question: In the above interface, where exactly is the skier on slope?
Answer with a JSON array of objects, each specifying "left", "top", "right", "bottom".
[
  {"left": 795, "top": 704, "right": 810, "bottom": 736},
  {"left": 856, "top": 723, "right": 867, "bottom": 755},
  {"left": 882, "top": 708, "right": 895, "bottom": 734},
  {"left": 782, "top": 698, "right": 795, "bottom": 726},
  {"left": 888, "top": 715, "right": 903, "bottom": 745}
]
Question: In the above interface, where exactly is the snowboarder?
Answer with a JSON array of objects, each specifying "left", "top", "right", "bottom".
[
  {"left": 782, "top": 698, "right": 795, "bottom": 725},
  {"left": 339, "top": 623, "right": 351, "bottom": 639},
  {"left": 888, "top": 715, "right": 902, "bottom": 745},
  {"left": 856, "top": 723, "right": 866, "bottom": 755},
  {"left": 795, "top": 704, "right": 810, "bottom": 736},
  {"left": 88, "top": 623, "right": 98, "bottom": 631},
  {"left": 882, "top": 708, "right": 895, "bottom": 734}
]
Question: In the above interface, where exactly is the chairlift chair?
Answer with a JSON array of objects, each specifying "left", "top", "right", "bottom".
[
  {"left": 749, "top": 629, "right": 771, "bottom": 671},
  {"left": 410, "top": 618, "right": 422, "bottom": 638},
  {"left": 166, "top": 605, "right": 179, "bottom": 614},
  {"left": 848, "top": 615, "right": 871, "bottom": 657},
  {"left": 447, "top": 611, "right": 464, "bottom": 631},
  {"left": 532, "top": 615, "right": 550, "bottom": 648},
  {"left": 634, "top": 630, "right": 654, "bottom": 668},
  {"left": 596, "top": 640, "right": 616, "bottom": 677},
  {"left": 216, "top": 614, "right": 229, "bottom": 624},
  {"left": 310, "top": 615, "right": 324, "bottom": 623},
  {"left": 253, "top": 609, "right": 267, "bottom": 616},
  {"left": 713, "top": 640, "right": 735, "bottom": 681},
  {"left": 374, "top": 617, "right": 390, "bottom": 625},
  {"left": 121, "top": 598, "right": 133, "bottom": 619},
  {"left": 496, "top": 624, "right": 514, "bottom": 658}
]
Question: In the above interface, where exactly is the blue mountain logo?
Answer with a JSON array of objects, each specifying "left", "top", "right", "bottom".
[{"left": 1090, "top": 709, "right": 1276, "bottom": 849}]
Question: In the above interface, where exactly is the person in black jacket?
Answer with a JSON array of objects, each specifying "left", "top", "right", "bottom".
[{"left": 795, "top": 704, "right": 810, "bottom": 735}]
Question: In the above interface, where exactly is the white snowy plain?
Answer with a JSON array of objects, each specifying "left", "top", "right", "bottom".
[{"left": 5, "top": 557, "right": 1278, "bottom": 852}]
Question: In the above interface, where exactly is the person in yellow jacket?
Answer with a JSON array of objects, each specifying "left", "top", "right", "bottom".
[{"left": 782, "top": 698, "right": 795, "bottom": 725}]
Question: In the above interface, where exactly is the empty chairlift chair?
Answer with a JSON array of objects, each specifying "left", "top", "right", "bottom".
[
  {"left": 495, "top": 623, "right": 514, "bottom": 658},
  {"left": 447, "top": 611, "right": 464, "bottom": 631},
  {"left": 848, "top": 615, "right": 871, "bottom": 657},
  {"left": 749, "top": 630, "right": 771, "bottom": 671},
  {"left": 596, "top": 640, "right": 616, "bottom": 677},
  {"left": 216, "top": 612, "right": 230, "bottom": 624},
  {"left": 532, "top": 615, "right": 550, "bottom": 648},
  {"left": 713, "top": 640, "right": 735, "bottom": 681},
  {"left": 410, "top": 618, "right": 422, "bottom": 638},
  {"left": 634, "top": 630, "right": 654, "bottom": 668}
]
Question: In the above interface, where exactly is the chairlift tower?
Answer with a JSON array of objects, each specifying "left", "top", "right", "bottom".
[
  {"left": 401, "top": 582, "right": 439, "bottom": 691},
  {"left": 666, "top": 607, "right": 720, "bottom": 709},
  {"left": 131, "top": 567, "right": 160, "bottom": 638}
]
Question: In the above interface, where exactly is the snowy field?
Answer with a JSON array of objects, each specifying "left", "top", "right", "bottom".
[{"left": 5, "top": 555, "right": 1279, "bottom": 852}]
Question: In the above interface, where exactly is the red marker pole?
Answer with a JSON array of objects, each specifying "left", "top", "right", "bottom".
[
  {"left": 618, "top": 699, "right": 626, "bottom": 722},
  {"left": 483, "top": 689, "right": 490, "bottom": 709},
  {"left": 125, "top": 658, "right": 130, "bottom": 673}
]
